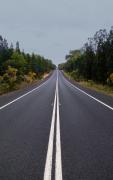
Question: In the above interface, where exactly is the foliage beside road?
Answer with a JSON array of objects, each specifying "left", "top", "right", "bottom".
[
  {"left": 0, "top": 36, "right": 55, "bottom": 94},
  {"left": 64, "top": 71, "right": 113, "bottom": 97},
  {"left": 59, "top": 26, "right": 113, "bottom": 95}
]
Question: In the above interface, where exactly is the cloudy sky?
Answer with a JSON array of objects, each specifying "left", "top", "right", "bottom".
[{"left": 0, "top": 0, "right": 113, "bottom": 64}]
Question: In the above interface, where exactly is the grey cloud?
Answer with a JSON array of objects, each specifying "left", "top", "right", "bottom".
[{"left": 0, "top": 0, "right": 113, "bottom": 65}]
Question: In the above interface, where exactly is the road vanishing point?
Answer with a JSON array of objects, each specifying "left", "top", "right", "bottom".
[{"left": 0, "top": 70, "right": 113, "bottom": 180}]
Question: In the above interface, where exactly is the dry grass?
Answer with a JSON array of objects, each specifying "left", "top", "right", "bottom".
[
  {"left": 0, "top": 72, "right": 51, "bottom": 96},
  {"left": 79, "top": 81, "right": 113, "bottom": 97},
  {"left": 64, "top": 72, "right": 113, "bottom": 97}
]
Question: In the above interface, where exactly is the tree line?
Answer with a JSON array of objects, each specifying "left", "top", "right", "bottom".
[
  {"left": 59, "top": 27, "right": 113, "bottom": 86},
  {"left": 0, "top": 35, "right": 55, "bottom": 93}
]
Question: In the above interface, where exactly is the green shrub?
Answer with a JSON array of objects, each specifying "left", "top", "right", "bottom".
[
  {"left": 70, "top": 70, "right": 80, "bottom": 81},
  {"left": 0, "top": 76, "right": 3, "bottom": 83},
  {"left": 107, "top": 73, "right": 113, "bottom": 86},
  {"left": 3, "top": 66, "right": 17, "bottom": 90},
  {"left": 24, "top": 72, "right": 36, "bottom": 83},
  {"left": 110, "top": 73, "right": 113, "bottom": 84}
]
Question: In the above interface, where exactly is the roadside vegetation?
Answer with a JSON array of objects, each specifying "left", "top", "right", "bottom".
[
  {"left": 59, "top": 26, "right": 113, "bottom": 96},
  {"left": 0, "top": 36, "right": 55, "bottom": 94}
]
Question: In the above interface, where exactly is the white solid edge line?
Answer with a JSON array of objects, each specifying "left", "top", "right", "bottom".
[
  {"left": 64, "top": 76, "right": 113, "bottom": 111},
  {"left": 0, "top": 78, "right": 50, "bottom": 110},
  {"left": 55, "top": 71, "right": 63, "bottom": 180},
  {"left": 43, "top": 81, "right": 57, "bottom": 180}
]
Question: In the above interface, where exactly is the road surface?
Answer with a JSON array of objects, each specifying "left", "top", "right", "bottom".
[{"left": 0, "top": 70, "right": 113, "bottom": 180}]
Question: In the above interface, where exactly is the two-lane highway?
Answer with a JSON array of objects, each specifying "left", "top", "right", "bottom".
[{"left": 0, "top": 70, "right": 113, "bottom": 180}]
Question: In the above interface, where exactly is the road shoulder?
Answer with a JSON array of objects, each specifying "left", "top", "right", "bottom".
[
  {"left": 0, "top": 72, "right": 53, "bottom": 108},
  {"left": 61, "top": 71, "right": 113, "bottom": 108}
]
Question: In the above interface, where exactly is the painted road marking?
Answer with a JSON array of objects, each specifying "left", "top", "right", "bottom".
[
  {"left": 55, "top": 72, "right": 63, "bottom": 180},
  {"left": 43, "top": 86, "right": 57, "bottom": 180},
  {"left": 44, "top": 71, "right": 63, "bottom": 180},
  {"left": 64, "top": 76, "right": 113, "bottom": 111},
  {"left": 0, "top": 77, "right": 51, "bottom": 110}
]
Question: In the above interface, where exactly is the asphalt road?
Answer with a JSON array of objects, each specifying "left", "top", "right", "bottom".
[{"left": 0, "top": 70, "right": 113, "bottom": 180}]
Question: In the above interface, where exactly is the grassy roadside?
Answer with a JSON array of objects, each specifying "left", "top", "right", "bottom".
[
  {"left": 0, "top": 72, "right": 50, "bottom": 96},
  {"left": 64, "top": 71, "right": 113, "bottom": 97}
]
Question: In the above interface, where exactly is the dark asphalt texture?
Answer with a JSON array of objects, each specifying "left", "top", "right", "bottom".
[
  {"left": 59, "top": 71, "right": 113, "bottom": 180},
  {"left": 0, "top": 72, "right": 56, "bottom": 180},
  {"left": 0, "top": 70, "right": 113, "bottom": 180}
]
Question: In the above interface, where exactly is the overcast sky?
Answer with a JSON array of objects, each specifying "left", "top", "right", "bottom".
[{"left": 0, "top": 0, "right": 113, "bottom": 64}]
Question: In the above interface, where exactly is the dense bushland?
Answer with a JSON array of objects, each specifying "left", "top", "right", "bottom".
[
  {"left": 59, "top": 27, "right": 113, "bottom": 86},
  {"left": 0, "top": 36, "right": 55, "bottom": 93}
]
